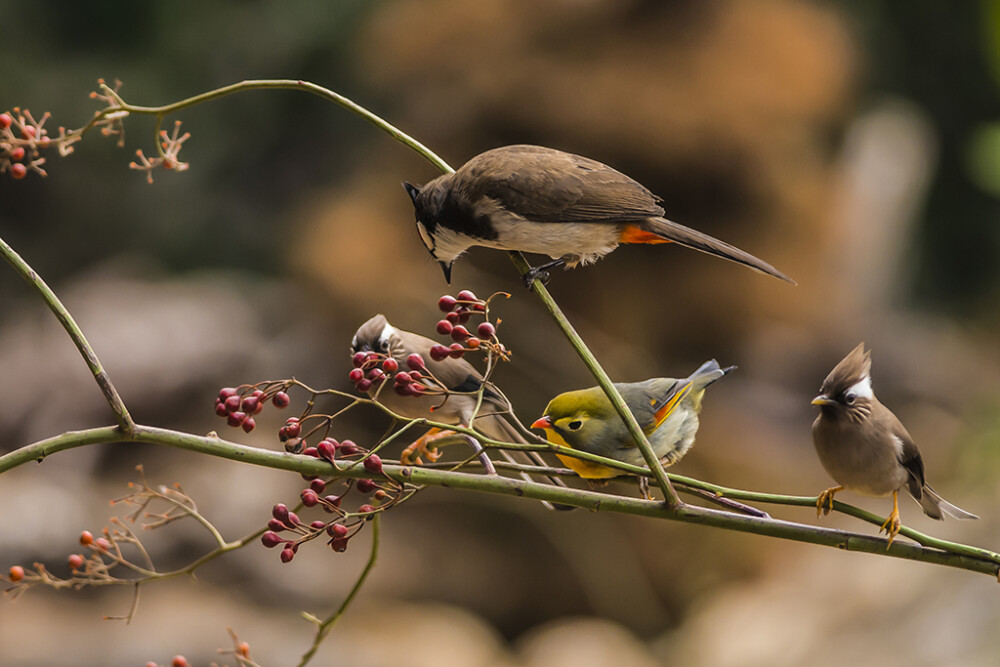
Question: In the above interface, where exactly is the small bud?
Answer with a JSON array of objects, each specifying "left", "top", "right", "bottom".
[
  {"left": 272, "top": 391, "right": 290, "bottom": 408},
  {"left": 261, "top": 531, "right": 283, "bottom": 548},
  {"left": 356, "top": 478, "right": 376, "bottom": 493},
  {"left": 363, "top": 454, "right": 383, "bottom": 475},
  {"left": 80, "top": 530, "right": 94, "bottom": 546},
  {"left": 438, "top": 295, "right": 458, "bottom": 312},
  {"left": 339, "top": 440, "right": 360, "bottom": 455},
  {"left": 7, "top": 565, "right": 24, "bottom": 582},
  {"left": 95, "top": 537, "right": 112, "bottom": 552},
  {"left": 310, "top": 520, "right": 326, "bottom": 530}
]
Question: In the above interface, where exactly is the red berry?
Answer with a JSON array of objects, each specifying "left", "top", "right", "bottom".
[
  {"left": 409, "top": 383, "right": 426, "bottom": 395},
  {"left": 430, "top": 344, "right": 450, "bottom": 361},
  {"left": 241, "top": 396, "right": 261, "bottom": 414},
  {"left": 272, "top": 503, "right": 290, "bottom": 523},
  {"left": 310, "top": 520, "right": 326, "bottom": 530},
  {"left": 241, "top": 416, "right": 256, "bottom": 433},
  {"left": 330, "top": 537, "right": 349, "bottom": 552},
  {"left": 10, "top": 146, "right": 25, "bottom": 161},
  {"left": 267, "top": 519, "right": 286, "bottom": 532},
  {"left": 457, "top": 310, "right": 471, "bottom": 324},
  {"left": 339, "top": 440, "right": 360, "bottom": 455},
  {"left": 477, "top": 322, "right": 496, "bottom": 339},
  {"left": 356, "top": 478, "right": 376, "bottom": 493},
  {"left": 300, "top": 489, "right": 319, "bottom": 507},
  {"left": 302, "top": 446, "right": 319, "bottom": 458},
  {"left": 466, "top": 337, "right": 481, "bottom": 349},
  {"left": 280, "top": 547, "right": 295, "bottom": 563},
  {"left": 10, "top": 163, "right": 27, "bottom": 179},
  {"left": 356, "top": 378, "right": 373, "bottom": 392},
  {"left": 352, "top": 352, "right": 367, "bottom": 368},
  {"left": 382, "top": 358, "right": 399, "bottom": 373},
  {"left": 95, "top": 537, "right": 111, "bottom": 552},
  {"left": 68, "top": 554, "right": 85, "bottom": 570},
  {"left": 436, "top": 319, "right": 453, "bottom": 335},
  {"left": 348, "top": 368, "right": 364, "bottom": 383},
  {"left": 172, "top": 657, "right": 190, "bottom": 667},
  {"left": 7, "top": 565, "right": 24, "bottom": 582},
  {"left": 393, "top": 384, "right": 412, "bottom": 396},
  {"left": 328, "top": 523, "right": 349, "bottom": 538},
  {"left": 323, "top": 495, "right": 342, "bottom": 508},
  {"left": 310, "top": 478, "right": 327, "bottom": 493},
  {"left": 287, "top": 511, "right": 301, "bottom": 526},
  {"left": 448, "top": 343, "right": 465, "bottom": 359},
  {"left": 284, "top": 420, "right": 301, "bottom": 438},
  {"left": 80, "top": 530, "right": 94, "bottom": 546},
  {"left": 261, "top": 531, "right": 283, "bottom": 548},
  {"left": 272, "top": 391, "right": 290, "bottom": 408},
  {"left": 457, "top": 289, "right": 477, "bottom": 302},
  {"left": 406, "top": 354, "right": 426, "bottom": 371},
  {"left": 366, "top": 368, "right": 385, "bottom": 381},
  {"left": 215, "top": 402, "right": 229, "bottom": 417},
  {"left": 20, "top": 125, "right": 35, "bottom": 139},
  {"left": 445, "top": 311, "right": 460, "bottom": 323},
  {"left": 219, "top": 387, "right": 238, "bottom": 400},
  {"left": 358, "top": 504, "right": 376, "bottom": 514},
  {"left": 450, "top": 325, "right": 470, "bottom": 342},
  {"left": 394, "top": 371, "right": 412, "bottom": 385},
  {"left": 0, "top": 113, "right": 11, "bottom": 129},
  {"left": 227, "top": 411, "right": 247, "bottom": 427},
  {"left": 438, "top": 295, "right": 457, "bottom": 312},
  {"left": 317, "top": 439, "right": 336, "bottom": 461},
  {"left": 224, "top": 395, "right": 242, "bottom": 413},
  {"left": 363, "top": 454, "right": 383, "bottom": 474}
]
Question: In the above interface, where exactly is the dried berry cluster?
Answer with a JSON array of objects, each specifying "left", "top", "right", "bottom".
[
  {"left": 214, "top": 384, "right": 291, "bottom": 433},
  {"left": 260, "top": 449, "right": 401, "bottom": 562}
]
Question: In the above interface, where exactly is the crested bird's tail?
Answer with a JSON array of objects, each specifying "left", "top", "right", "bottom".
[
  {"left": 917, "top": 485, "right": 979, "bottom": 521},
  {"left": 638, "top": 217, "right": 796, "bottom": 284}
]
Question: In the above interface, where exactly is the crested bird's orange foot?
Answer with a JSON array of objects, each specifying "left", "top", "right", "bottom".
[
  {"left": 880, "top": 509, "right": 902, "bottom": 548},
  {"left": 816, "top": 486, "right": 843, "bottom": 517},
  {"left": 401, "top": 428, "right": 447, "bottom": 465}
]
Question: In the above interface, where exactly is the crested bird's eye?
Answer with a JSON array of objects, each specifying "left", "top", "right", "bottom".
[
  {"left": 568, "top": 420, "right": 583, "bottom": 431},
  {"left": 844, "top": 392, "right": 856, "bottom": 405},
  {"left": 378, "top": 339, "right": 389, "bottom": 353}
]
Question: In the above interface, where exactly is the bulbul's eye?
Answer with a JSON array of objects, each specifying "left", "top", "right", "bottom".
[
  {"left": 568, "top": 420, "right": 583, "bottom": 430},
  {"left": 845, "top": 392, "right": 856, "bottom": 405}
]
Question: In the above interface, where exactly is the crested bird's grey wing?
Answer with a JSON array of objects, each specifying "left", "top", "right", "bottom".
[{"left": 456, "top": 145, "right": 665, "bottom": 223}]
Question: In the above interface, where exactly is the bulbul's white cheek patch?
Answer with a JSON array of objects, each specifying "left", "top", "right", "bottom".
[{"left": 847, "top": 375, "right": 874, "bottom": 399}]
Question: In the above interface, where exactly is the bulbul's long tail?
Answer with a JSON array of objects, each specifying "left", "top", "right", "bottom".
[
  {"left": 917, "top": 484, "right": 979, "bottom": 521},
  {"left": 641, "top": 217, "right": 796, "bottom": 284}
]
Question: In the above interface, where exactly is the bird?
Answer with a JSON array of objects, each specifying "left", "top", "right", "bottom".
[
  {"left": 350, "top": 314, "right": 570, "bottom": 508},
  {"left": 811, "top": 342, "right": 978, "bottom": 545},
  {"left": 402, "top": 144, "right": 795, "bottom": 285},
  {"left": 530, "top": 360, "right": 733, "bottom": 488}
]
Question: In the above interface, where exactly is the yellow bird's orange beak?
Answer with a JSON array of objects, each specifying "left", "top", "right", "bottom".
[{"left": 531, "top": 415, "right": 553, "bottom": 430}]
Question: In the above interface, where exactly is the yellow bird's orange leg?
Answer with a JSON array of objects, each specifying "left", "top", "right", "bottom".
[
  {"left": 400, "top": 428, "right": 447, "bottom": 464},
  {"left": 816, "top": 485, "right": 844, "bottom": 517},
  {"left": 880, "top": 490, "right": 902, "bottom": 547}
]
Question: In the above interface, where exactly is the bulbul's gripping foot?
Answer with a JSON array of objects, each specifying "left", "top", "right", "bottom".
[
  {"left": 816, "top": 485, "right": 844, "bottom": 517},
  {"left": 521, "top": 258, "right": 565, "bottom": 288},
  {"left": 880, "top": 490, "right": 902, "bottom": 547}
]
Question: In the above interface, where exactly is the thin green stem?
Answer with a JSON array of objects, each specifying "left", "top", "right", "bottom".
[
  {"left": 297, "top": 514, "right": 381, "bottom": 667},
  {"left": 2, "top": 425, "right": 996, "bottom": 579},
  {"left": 0, "top": 234, "right": 134, "bottom": 433}
]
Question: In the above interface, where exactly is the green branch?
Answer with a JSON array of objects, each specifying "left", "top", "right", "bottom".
[{"left": 1, "top": 425, "right": 996, "bottom": 579}]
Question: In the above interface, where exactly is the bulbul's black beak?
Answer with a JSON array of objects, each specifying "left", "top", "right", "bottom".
[{"left": 439, "top": 261, "right": 453, "bottom": 284}]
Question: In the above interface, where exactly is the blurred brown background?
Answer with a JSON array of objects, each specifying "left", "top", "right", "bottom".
[{"left": 2, "top": 1, "right": 1000, "bottom": 665}]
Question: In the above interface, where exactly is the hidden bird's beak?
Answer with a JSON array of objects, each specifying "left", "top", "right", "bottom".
[
  {"left": 439, "top": 261, "right": 453, "bottom": 284},
  {"left": 811, "top": 394, "right": 835, "bottom": 406},
  {"left": 531, "top": 416, "right": 553, "bottom": 430}
]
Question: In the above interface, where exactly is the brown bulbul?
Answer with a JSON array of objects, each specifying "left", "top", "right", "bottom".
[
  {"left": 402, "top": 144, "right": 795, "bottom": 285},
  {"left": 811, "top": 343, "right": 977, "bottom": 545},
  {"left": 351, "top": 314, "right": 570, "bottom": 509}
]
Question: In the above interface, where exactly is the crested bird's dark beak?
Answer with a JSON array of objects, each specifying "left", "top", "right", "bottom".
[
  {"left": 811, "top": 394, "right": 835, "bottom": 406},
  {"left": 439, "top": 261, "right": 453, "bottom": 284},
  {"left": 531, "top": 416, "right": 553, "bottom": 430}
]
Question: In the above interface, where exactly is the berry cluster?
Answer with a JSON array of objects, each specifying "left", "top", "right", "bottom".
[
  {"left": 0, "top": 108, "right": 61, "bottom": 180},
  {"left": 349, "top": 350, "right": 432, "bottom": 397},
  {"left": 431, "top": 289, "right": 508, "bottom": 362},
  {"left": 214, "top": 384, "right": 291, "bottom": 433},
  {"left": 260, "top": 447, "right": 398, "bottom": 561}
]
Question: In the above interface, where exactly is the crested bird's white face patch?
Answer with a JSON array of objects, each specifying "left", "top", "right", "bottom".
[
  {"left": 378, "top": 324, "right": 396, "bottom": 350},
  {"left": 847, "top": 375, "right": 874, "bottom": 400}
]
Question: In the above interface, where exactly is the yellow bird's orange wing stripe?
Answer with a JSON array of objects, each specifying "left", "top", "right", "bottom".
[{"left": 652, "top": 383, "right": 693, "bottom": 429}]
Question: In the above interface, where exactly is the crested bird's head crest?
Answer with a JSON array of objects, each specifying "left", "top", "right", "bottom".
[{"left": 813, "top": 342, "right": 875, "bottom": 421}]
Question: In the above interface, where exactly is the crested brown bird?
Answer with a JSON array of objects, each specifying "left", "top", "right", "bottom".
[
  {"left": 403, "top": 144, "right": 795, "bottom": 285},
  {"left": 811, "top": 343, "right": 977, "bottom": 545}
]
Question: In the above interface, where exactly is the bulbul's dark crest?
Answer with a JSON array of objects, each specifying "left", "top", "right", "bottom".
[{"left": 813, "top": 342, "right": 874, "bottom": 423}]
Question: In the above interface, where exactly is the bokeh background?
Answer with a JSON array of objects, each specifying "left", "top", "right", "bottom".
[{"left": 2, "top": 1, "right": 1000, "bottom": 665}]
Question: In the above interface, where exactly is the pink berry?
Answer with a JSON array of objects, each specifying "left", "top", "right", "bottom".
[
  {"left": 457, "top": 289, "right": 477, "bottom": 302},
  {"left": 430, "top": 344, "right": 450, "bottom": 361},
  {"left": 450, "top": 325, "right": 470, "bottom": 342},
  {"left": 317, "top": 439, "right": 336, "bottom": 461},
  {"left": 215, "top": 402, "right": 228, "bottom": 417},
  {"left": 241, "top": 396, "right": 261, "bottom": 414},
  {"left": 358, "top": 504, "right": 376, "bottom": 514},
  {"left": 80, "top": 530, "right": 94, "bottom": 546},
  {"left": 95, "top": 538, "right": 111, "bottom": 552},
  {"left": 436, "top": 320, "right": 453, "bottom": 336},
  {"left": 272, "top": 503, "right": 290, "bottom": 522},
  {"left": 20, "top": 125, "right": 35, "bottom": 140},
  {"left": 310, "top": 478, "right": 327, "bottom": 493},
  {"left": 219, "top": 387, "right": 238, "bottom": 400},
  {"left": 224, "top": 395, "right": 242, "bottom": 413},
  {"left": 302, "top": 447, "right": 319, "bottom": 458},
  {"left": 349, "top": 368, "right": 364, "bottom": 383},
  {"left": 10, "top": 146, "right": 25, "bottom": 161},
  {"left": 272, "top": 391, "right": 290, "bottom": 408},
  {"left": 352, "top": 352, "right": 367, "bottom": 368},
  {"left": 227, "top": 411, "right": 247, "bottom": 427},
  {"left": 339, "top": 440, "right": 360, "bottom": 455},
  {"left": 280, "top": 547, "right": 295, "bottom": 563},
  {"left": 477, "top": 322, "right": 496, "bottom": 339},
  {"left": 328, "top": 523, "right": 349, "bottom": 538},
  {"left": 394, "top": 371, "right": 412, "bottom": 385},
  {"left": 363, "top": 454, "right": 383, "bottom": 475},
  {"left": 287, "top": 511, "right": 301, "bottom": 526},
  {"left": 330, "top": 537, "right": 349, "bottom": 552},
  {"left": 448, "top": 343, "right": 465, "bottom": 359},
  {"left": 10, "top": 163, "right": 27, "bottom": 179},
  {"left": 438, "top": 295, "right": 457, "bottom": 312},
  {"left": 406, "top": 354, "right": 426, "bottom": 371},
  {"left": 445, "top": 311, "right": 460, "bottom": 323},
  {"left": 261, "top": 531, "right": 283, "bottom": 548},
  {"left": 301, "top": 489, "right": 319, "bottom": 507},
  {"left": 310, "top": 520, "right": 326, "bottom": 530},
  {"left": 267, "top": 519, "right": 286, "bottom": 532},
  {"left": 382, "top": 358, "right": 399, "bottom": 373},
  {"left": 68, "top": 554, "right": 84, "bottom": 570},
  {"left": 0, "top": 113, "right": 11, "bottom": 129},
  {"left": 172, "top": 657, "right": 190, "bottom": 667},
  {"left": 284, "top": 420, "right": 301, "bottom": 438},
  {"left": 241, "top": 416, "right": 256, "bottom": 433},
  {"left": 323, "top": 495, "right": 342, "bottom": 508}
]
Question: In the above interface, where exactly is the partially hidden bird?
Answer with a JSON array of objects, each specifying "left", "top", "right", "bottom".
[
  {"left": 811, "top": 342, "right": 978, "bottom": 545},
  {"left": 351, "top": 314, "right": 569, "bottom": 508},
  {"left": 403, "top": 144, "right": 795, "bottom": 285},
  {"left": 530, "top": 360, "right": 733, "bottom": 485}
]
